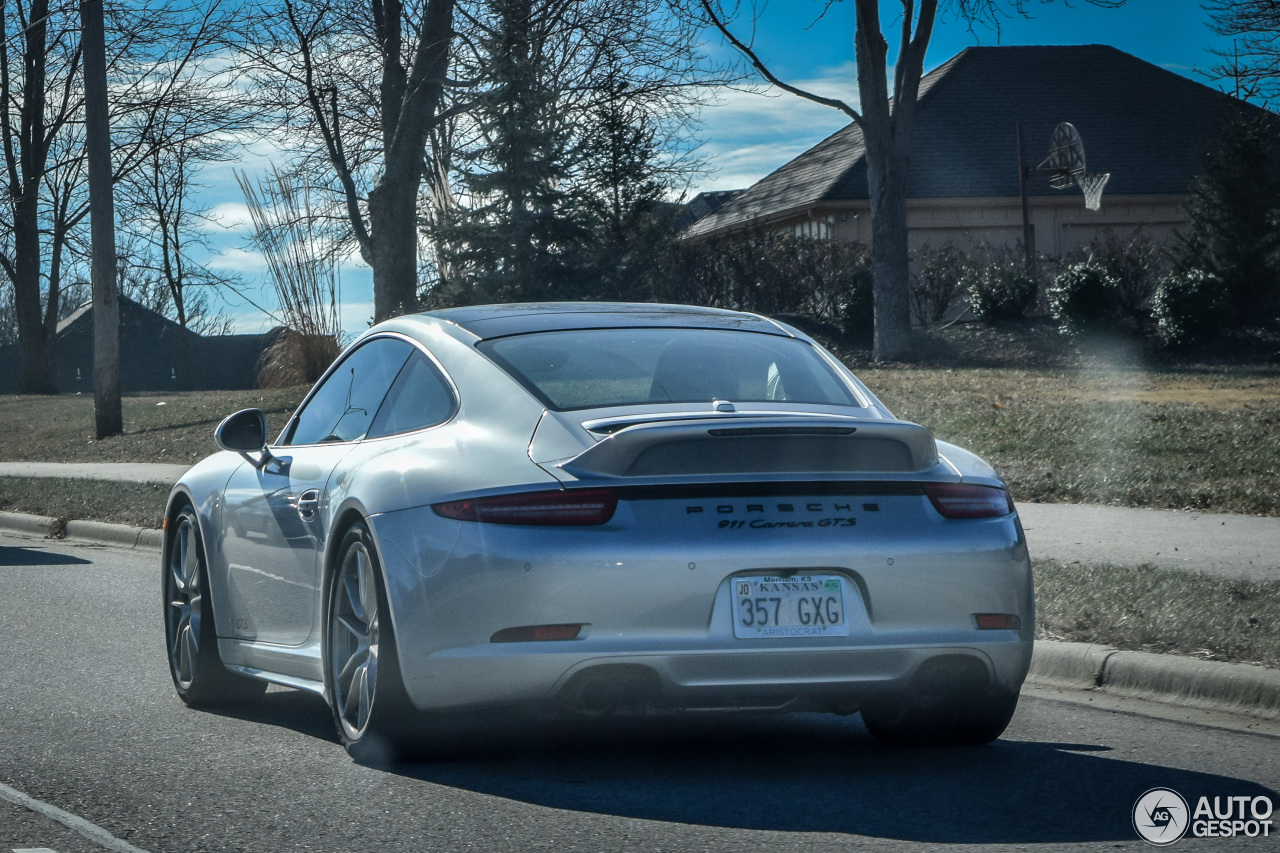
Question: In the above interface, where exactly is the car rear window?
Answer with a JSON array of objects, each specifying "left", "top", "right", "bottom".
[{"left": 479, "top": 328, "right": 861, "bottom": 411}]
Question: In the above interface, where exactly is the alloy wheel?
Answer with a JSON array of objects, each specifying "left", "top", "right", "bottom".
[
  {"left": 166, "top": 513, "right": 202, "bottom": 689},
  {"left": 330, "top": 539, "right": 380, "bottom": 739}
]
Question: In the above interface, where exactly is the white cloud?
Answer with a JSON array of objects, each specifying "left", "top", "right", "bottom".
[
  {"left": 339, "top": 300, "right": 376, "bottom": 338},
  {"left": 207, "top": 202, "right": 255, "bottom": 233},
  {"left": 207, "top": 246, "right": 269, "bottom": 274},
  {"left": 692, "top": 62, "right": 859, "bottom": 194},
  {"left": 224, "top": 306, "right": 278, "bottom": 335}
]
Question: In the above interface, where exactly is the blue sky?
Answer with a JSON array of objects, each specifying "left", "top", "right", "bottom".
[{"left": 201, "top": 0, "right": 1239, "bottom": 336}]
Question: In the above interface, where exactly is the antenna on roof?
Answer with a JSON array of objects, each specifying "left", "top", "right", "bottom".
[{"left": 1038, "top": 122, "right": 1110, "bottom": 211}]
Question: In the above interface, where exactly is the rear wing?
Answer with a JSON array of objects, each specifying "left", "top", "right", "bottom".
[{"left": 558, "top": 417, "right": 938, "bottom": 479}]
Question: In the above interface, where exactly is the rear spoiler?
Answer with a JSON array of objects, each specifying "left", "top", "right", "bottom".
[{"left": 558, "top": 417, "right": 938, "bottom": 479}]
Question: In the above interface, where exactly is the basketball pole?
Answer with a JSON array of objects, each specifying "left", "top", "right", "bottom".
[{"left": 1016, "top": 123, "right": 1037, "bottom": 277}]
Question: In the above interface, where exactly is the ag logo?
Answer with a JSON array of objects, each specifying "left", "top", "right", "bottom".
[{"left": 1133, "top": 788, "right": 1189, "bottom": 846}]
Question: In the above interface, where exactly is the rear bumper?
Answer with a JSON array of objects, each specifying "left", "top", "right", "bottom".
[
  {"left": 422, "top": 637, "right": 1031, "bottom": 713},
  {"left": 369, "top": 495, "right": 1034, "bottom": 713}
]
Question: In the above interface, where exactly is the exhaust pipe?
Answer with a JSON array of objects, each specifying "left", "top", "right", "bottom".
[{"left": 557, "top": 665, "right": 662, "bottom": 715}]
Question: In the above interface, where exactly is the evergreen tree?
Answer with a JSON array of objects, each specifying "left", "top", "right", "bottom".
[
  {"left": 442, "top": 0, "right": 588, "bottom": 304},
  {"left": 576, "top": 68, "right": 676, "bottom": 301},
  {"left": 1176, "top": 116, "right": 1280, "bottom": 323}
]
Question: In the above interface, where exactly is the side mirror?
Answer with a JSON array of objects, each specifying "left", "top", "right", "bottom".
[{"left": 215, "top": 409, "right": 275, "bottom": 469}]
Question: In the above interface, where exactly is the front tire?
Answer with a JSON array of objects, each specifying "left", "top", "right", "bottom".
[
  {"left": 164, "top": 505, "right": 267, "bottom": 707},
  {"left": 325, "top": 522, "right": 417, "bottom": 764}
]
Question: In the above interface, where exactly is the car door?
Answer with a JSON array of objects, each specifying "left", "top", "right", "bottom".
[{"left": 219, "top": 337, "right": 414, "bottom": 646}]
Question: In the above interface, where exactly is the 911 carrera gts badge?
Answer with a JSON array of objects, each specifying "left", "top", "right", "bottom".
[{"left": 718, "top": 517, "right": 856, "bottom": 529}]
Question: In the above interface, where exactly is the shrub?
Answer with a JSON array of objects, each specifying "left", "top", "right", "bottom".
[
  {"left": 838, "top": 263, "right": 875, "bottom": 344},
  {"left": 910, "top": 245, "right": 968, "bottom": 324},
  {"left": 1151, "top": 269, "right": 1229, "bottom": 349},
  {"left": 1081, "top": 228, "right": 1166, "bottom": 318},
  {"left": 1048, "top": 264, "right": 1121, "bottom": 336},
  {"left": 965, "top": 258, "right": 1039, "bottom": 321}
]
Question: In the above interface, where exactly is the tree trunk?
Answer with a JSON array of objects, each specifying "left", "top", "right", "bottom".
[
  {"left": 16, "top": 319, "right": 55, "bottom": 394},
  {"left": 11, "top": 0, "right": 57, "bottom": 394},
  {"left": 866, "top": 146, "right": 913, "bottom": 361},
  {"left": 853, "top": 0, "right": 914, "bottom": 362},
  {"left": 368, "top": 175, "right": 422, "bottom": 321},
  {"left": 13, "top": 194, "right": 57, "bottom": 394},
  {"left": 360, "top": 0, "right": 455, "bottom": 322},
  {"left": 82, "top": 0, "right": 122, "bottom": 437}
]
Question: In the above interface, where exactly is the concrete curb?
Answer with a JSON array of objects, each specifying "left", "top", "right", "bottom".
[
  {"left": 1028, "top": 641, "right": 1280, "bottom": 722},
  {"left": 3, "top": 510, "right": 1278, "bottom": 722},
  {"left": 0, "top": 510, "right": 60, "bottom": 538},
  {"left": 0, "top": 510, "right": 163, "bottom": 552}
]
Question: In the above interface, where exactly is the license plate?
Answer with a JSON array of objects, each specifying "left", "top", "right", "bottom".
[{"left": 732, "top": 574, "right": 851, "bottom": 638}]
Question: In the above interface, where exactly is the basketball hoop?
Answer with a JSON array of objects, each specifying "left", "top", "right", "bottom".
[
  {"left": 1038, "top": 122, "right": 1108, "bottom": 210},
  {"left": 1076, "top": 171, "right": 1110, "bottom": 211},
  {"left": 1039, "top": 123, "right": 1086, "bottom": 189}
]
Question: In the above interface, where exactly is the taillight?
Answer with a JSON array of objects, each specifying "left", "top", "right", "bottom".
[
  {"left": 924, "top": 483, "right": 1013, "bottom": 519},
  {"left": 432, "top": 488, "right": 618, "bottom": 525}
]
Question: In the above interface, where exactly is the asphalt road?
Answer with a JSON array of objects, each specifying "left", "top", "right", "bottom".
[{"left": 2, "top": 533, "right": 1278, "bottom": 853}]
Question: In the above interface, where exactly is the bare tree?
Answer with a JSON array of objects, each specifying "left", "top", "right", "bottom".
[
  {"left": 695, "top": 0, "right": 1123, "bottom": 360},
  {"left": 121, "top": 113, "right": 249, "bottom": 331},
  {"left": 113, "top": 235, "right": 236, "bottom": 336},
  {"left": 241, "top": 0, "right": 456, "bottom": 323},
  {"left": 0, "top": 0, "right": 250, "bottom": 393},
  {"left": 1206, "top": 0, "right": 1280, "bottom": 106}
]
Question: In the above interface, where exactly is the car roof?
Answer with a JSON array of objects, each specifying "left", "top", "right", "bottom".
[{"left": 424, "top": 302, "right": 794, "bottom": 340}]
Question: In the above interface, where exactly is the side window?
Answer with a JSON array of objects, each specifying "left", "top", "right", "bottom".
[
  {"left": 367, "top": 351, "right": 456, "bottom": 438},
  {"left": 285, "top": 338, "right": 413, "bottom": 445}
]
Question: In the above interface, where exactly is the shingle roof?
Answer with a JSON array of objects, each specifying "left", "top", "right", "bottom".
[
  {"left": 674, "top": 189, "right": 744, "bottom": 231},
  {"left": 685, "top": 45, "right": 1277, "bottom": 238}
]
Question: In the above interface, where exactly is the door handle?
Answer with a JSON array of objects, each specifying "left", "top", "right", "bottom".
[{"left": 296, "top": 489, "right": 320, "bottom": 519}]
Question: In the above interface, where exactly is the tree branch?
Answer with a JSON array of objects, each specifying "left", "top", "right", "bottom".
[{"left": 697, "top": 0, "right": 860, "bottom": 124}]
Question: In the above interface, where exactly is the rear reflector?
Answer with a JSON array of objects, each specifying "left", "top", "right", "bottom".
[
  {"left": 924, "top": 483, "right": 1014, "bottom": 519},
  {"left": 491, "top": 624, "right": 583, "bottom": 643},
  {"left": 974, "top": 613, "right": 1022, "bottom": 630},
  {"left": 433, "top": 488, "right": 618, "bottom": 525}
]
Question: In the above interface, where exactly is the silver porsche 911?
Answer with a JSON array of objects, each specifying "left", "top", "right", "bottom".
[{"left": 163, "top": 302, "right": 1033, "bottom": 761}]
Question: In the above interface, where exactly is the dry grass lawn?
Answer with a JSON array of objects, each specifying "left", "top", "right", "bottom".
[
  {"left": 859, "top": 367, "right": 1280, "bottom": 516},
  {"left": 0, "top": 386, "right": 306, "bottom": 465}
]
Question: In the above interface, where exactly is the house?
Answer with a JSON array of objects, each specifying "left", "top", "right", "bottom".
[
  {"left": 682, "top": 45, "right": 1279, "bottom": 256},
  {"left": 0, "top": 296, "right": 282, "bottom": 394}
]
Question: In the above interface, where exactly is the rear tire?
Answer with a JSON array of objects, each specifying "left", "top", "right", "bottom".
[
  {"left": 164, "top": 505, "right": 267, "bottom": 707},
  {"left": 325, "top": 522, "right": 420, "bottom": 764},
  {"left": 862, "top": 691, "right": 1019, "bottom": 748}
]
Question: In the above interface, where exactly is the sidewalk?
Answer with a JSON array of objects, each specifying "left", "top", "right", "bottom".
[
  {"left": 0, "top": 461, "right": 190, "bottom": 484},
  {"left": 3, "top": 460, "right": 1278, "bottom": 581},
  {"left": 1017, "top": 502, "right": 1280, "bottom": 582}
]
